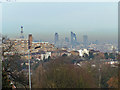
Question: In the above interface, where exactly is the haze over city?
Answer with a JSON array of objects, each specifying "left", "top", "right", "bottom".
[
  {"left": 2, "top": 2, "right": 118, "bottom": 43},
  {"left": 1, "top": 1, "right": 120, "bottom": 89}
]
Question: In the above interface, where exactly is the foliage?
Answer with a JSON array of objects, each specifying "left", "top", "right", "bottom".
[
  {"left": 80, "top": 56, "right": 118, "bottom": 88},
  {"left": 83, "top": 53, "right": 89, "bottom": 60},
  {"left": 109, "top": 53, "right": 115, "bottom": 59},
  {"left": 2, "top": 69, "right": 11, "bottom": 88},
  {"left": 107, "top": 76, "right": 118, "bottom": 88},
  {"left": 22, "top": 62, "right": 27, "bottom": 69},
  {"left": 32, "top": 57, "right": 97, "bottom": 88},
  {"left": 100, "top": 64, "right": 118, "bottom": 88},
  {"left": 104, "top": 53, "right": 109, "bottom": 59},
  {"left": 104, "top": 53, "right": 115, "bottom": 59},
  {"left": 2, "top": 36, "right": 28, "bottom": 88},
  {"left": 32, "top": 61, "right": 42, "bottom": 70},
  {"left": 89, "top": 51, "right": 94, "bottom": 59}
]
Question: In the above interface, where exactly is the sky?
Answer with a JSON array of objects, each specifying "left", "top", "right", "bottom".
[
  {"left": 1, "top": 0, "right": 119, "bottom": 2},
  {"left": 2, "top": 2, "right": 118, "bottom": 43}
]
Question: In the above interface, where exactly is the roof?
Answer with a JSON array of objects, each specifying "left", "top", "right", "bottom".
[
  {"left": 71, "top": 51, "right": 79, "bottom": 53},
  {"left": 32, "top": 42, "right": 49, "bottom": 43}
]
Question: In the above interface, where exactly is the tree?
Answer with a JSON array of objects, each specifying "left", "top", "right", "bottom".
[
  {"left": 100, "top": 64, "right": 118, "bottom": 88},
  {"left": 109, "top": 53, "right": 115, "bottom": 59},
  {"left": 32, "top": 57, "right": 97, "bottom": 88},
  {"left": 2, "top": 36, "right": 28, "bottom": 88},
  {"left": 89, "top": 51, "right": 94, "bottom": 59},
  {"left": 104, "top": 53, "right": 109, "bottom": 59},
  {"left": 107, "top": 76, "right": 118, "bottom": 88},
  {"left": 2, "top": 68, "right": 11, "bottom": 88},
  {"left": 83, "top": 53, "right": 89, "bottom": 60},
  {"left": 2, "top": 36, "right": 13, "bottom": 88},
  {"left": 22, "top": 62, "right": 27, "bottom": 69}
]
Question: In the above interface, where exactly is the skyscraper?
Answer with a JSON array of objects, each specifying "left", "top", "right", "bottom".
[
  {"left": 54, "top": 33, "right": 59, "bottom": 44},
  {"left": 71, "top": 31, "right": 77, "bottom": 46},
  {"left": 83, "top": 35, "right": 88, "bottom": 48},
  {"left": 65, "top": 37, "right": 69, "bottom": 42}
]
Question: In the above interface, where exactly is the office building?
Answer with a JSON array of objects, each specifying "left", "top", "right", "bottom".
[
  {"left": 65, "top": 37, "right": 69, "bottom": 42},
  {"left": 71, "top": 31, "right": 77, "bottom": 46},
  {"left": 54, "top": 33, "right": 59, "bottom": 44}
]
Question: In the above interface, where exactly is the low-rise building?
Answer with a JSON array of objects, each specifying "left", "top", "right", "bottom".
[
  {"left": 70, "top": 51, "right": 79, "bottom": 56},
  {"left": 77, "top": 49, "right": 89, "bottom": 57}
]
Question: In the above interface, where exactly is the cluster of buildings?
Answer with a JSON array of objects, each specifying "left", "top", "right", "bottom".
[
  {"left": 54, "top": 31, "right": 89, "bottom": 49},
  {"left": 2, "top": 26, "right": 90, "bottom": 61},
  {"left": 54, "top": 32, "right": 117, "bottom": 53},
  {"left": 54, "top": 32, "right": 79, "bottom": 48},
  {"left": 4, "top": 34, "right": 56, "bottom": 60},
  {"left": 3, "top": 26, "right": 118, "bottom": 62},
  {"left": 88, "top": 43, "right": 117, "bottom": 53},
  {"left": 3, "top": 33, "right": 90, "bottom": 61}
]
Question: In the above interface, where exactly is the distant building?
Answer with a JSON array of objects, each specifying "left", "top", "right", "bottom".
[
  {"left": 20, "top": 26, "right": 24, "bottom": 39},
  {"left": 40, "top": 52, "right": 51, "bottom": 60},
  {"left": 71, "top": 31, "right": 77, "bottom": 47},
  {"left": 6, "top": 38, "right": 28, "bottom": 54},
  {"left": 65, "top": 37, "right": 69, "bottom": 42},
  {"left": 70, "top": 51, "right": 79, "bottom": 56},
  {"left": 32, "top": 42, "right": 55, "bottom": 51},
  {"left": 54, "top": 32, "right": 59, "bottom": 44},
  {"left": 77, "top": 49, "right": 89, "bottom": 57},
  {"left": 83, "top": 35, "right": 88, "bottom": 48},
  {"left": 95, "top": 40, "right": 99, "bottom": 45},
  {"left": 4, "top": 34, "right": 55, "bottom": 56}
]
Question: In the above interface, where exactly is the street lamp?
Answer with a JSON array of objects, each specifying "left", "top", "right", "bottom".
[
  {"left": 28, "top": 46, "right": 41, "bottom": 89},
  {"left": 28, "top": 49, "right": 31, "bottom": 89},
  {"left": 99, "top": 64, "right": 101, "bottom": 88}
]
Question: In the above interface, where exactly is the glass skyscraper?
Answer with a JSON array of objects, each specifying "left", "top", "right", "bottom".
[
  {"left": 54, "top": 32, "right": 59, "bottom": 44},
  {"left": 71, "top": 31, "right": 77, "bottom": 47}
]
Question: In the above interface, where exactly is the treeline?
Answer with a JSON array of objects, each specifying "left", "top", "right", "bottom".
[
  {"left": 32, "top": 55, "right": 118, "bottom": 88},
  {"left": 2, "top": 36, "right": 28, "bottom": 88},
  {"left": 32, "top": 56, "right": 97, "bottom": 88}
]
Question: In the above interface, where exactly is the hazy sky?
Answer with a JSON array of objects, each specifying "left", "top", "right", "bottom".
[{"left": 2, "top": 2, "right": 118, "bottom": 42}]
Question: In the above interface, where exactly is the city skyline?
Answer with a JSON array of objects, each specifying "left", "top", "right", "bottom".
[{"left": 2, "top": 2, "right": 118, "bottom": 43}]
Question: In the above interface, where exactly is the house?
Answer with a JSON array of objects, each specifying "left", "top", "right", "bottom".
[
  {"left": 77, "top": 49, "right": 89, "bottom": 57},
  {"left": 70, "top": 51, "right": 79, "bottom": 56}
]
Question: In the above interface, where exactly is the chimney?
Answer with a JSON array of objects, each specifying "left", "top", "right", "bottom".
[{"left": 28, "top": 34, "right": 32, "bottom": 49}]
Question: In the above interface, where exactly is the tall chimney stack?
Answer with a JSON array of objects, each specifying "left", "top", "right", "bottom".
[
  {"left": 20, "top": 26, "right": 24, "bottom": 39},
  {"left": 28, "top": 34, "right": 32, "bottom": 49}
]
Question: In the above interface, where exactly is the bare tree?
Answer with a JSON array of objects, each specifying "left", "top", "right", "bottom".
[{"left": 2, "top": 36, "right": 28, "bottom": 88}]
